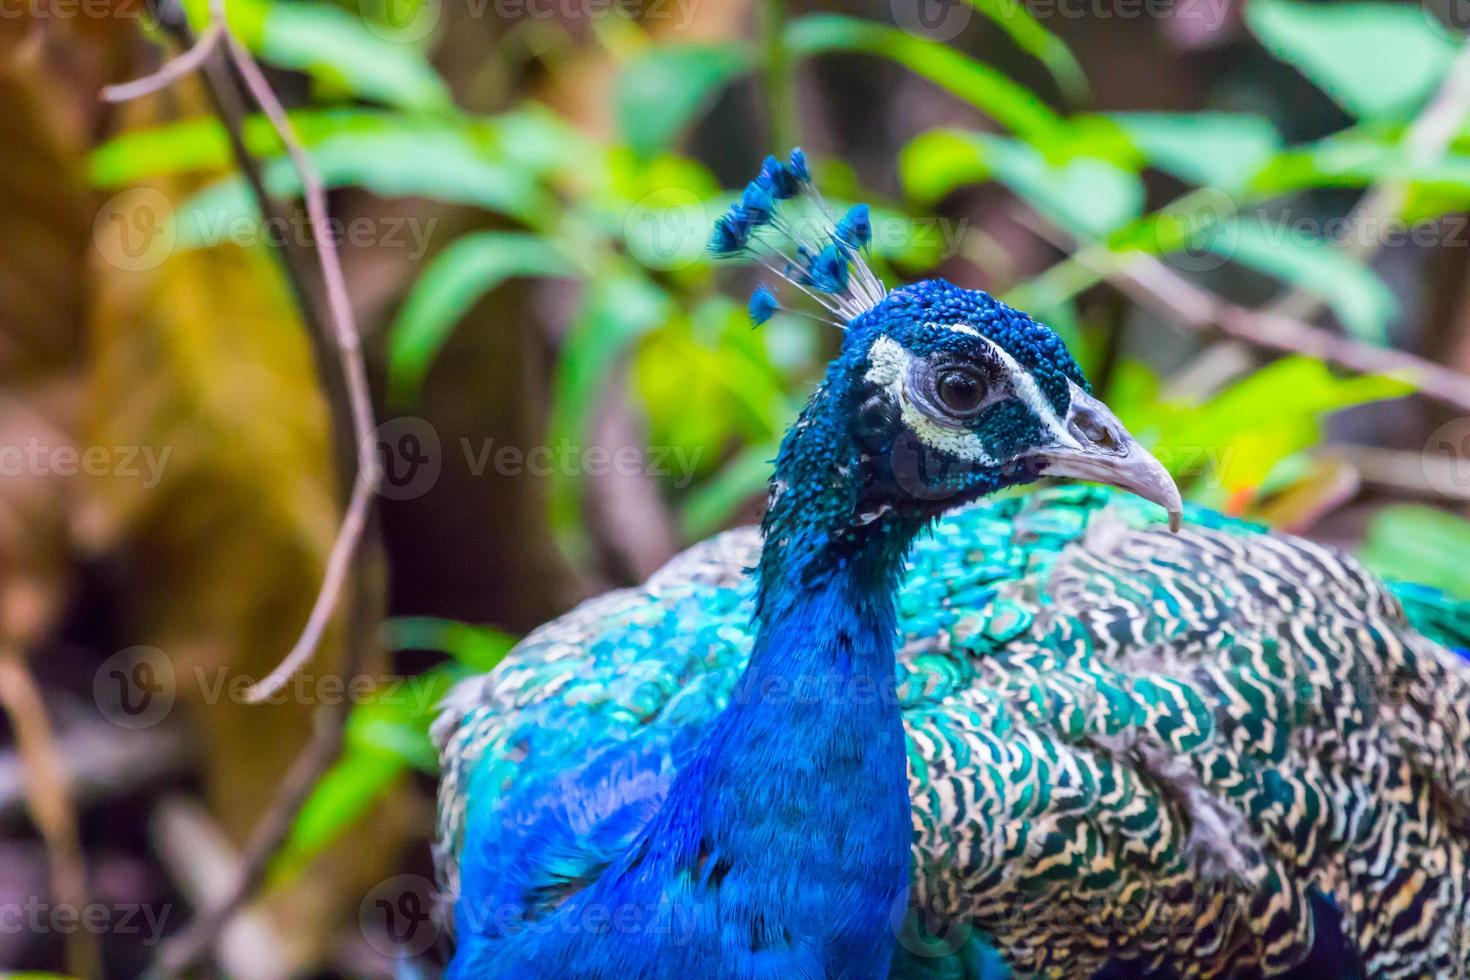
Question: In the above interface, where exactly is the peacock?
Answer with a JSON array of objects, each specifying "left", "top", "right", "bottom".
[{"left": 432, "top": 151, "right": 1470, "bottom": 979}]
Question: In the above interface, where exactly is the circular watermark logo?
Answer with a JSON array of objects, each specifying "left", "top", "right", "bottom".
[
  {"left": 359, "top": 874, "right": 441, "bottom": 957},
  {"left": 1423, "top": 417, "right": 1470, "bottom": 496},
  {"left": 1155, "top": 186, "right": 1238, "bottom": 273},
  {"left": 93, "top": 646, "right": 175, "bottom": 729},
  {"left": 368, "top": 416, "right": 442, "bottom": 501},
  {"left": 891, "top": 871, "right": 973, "bottom": 959},
  {"left": 1424, "top": 0, "right": 1470, "bottom": 39},
  {"left": 890, "top": 431, "right": 971, "bottom": 502},
  {"left": 890, "top": 0, "right": 974, "bottom": 41},
  {"left": 623, "top": 189, "right": 710, "bottom": 272},
  {"left": 359, "top": 0, "right": 441, "bottom": 43},
  {"left": 93, "top": 188, "right": 176, "bottom": 273}
]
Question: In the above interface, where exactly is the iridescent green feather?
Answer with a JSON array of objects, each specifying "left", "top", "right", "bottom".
[{"left": 435, "top": 485, "right": 1470, "bottom": 978}]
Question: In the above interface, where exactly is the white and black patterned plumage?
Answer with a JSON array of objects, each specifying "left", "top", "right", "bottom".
[{"left": 435, "top": 484, "right": 1470, "bottom": 978}]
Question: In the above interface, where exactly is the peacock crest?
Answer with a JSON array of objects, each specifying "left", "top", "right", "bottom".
[{"left": 708, "top": 148, "right": 886, "bottom": 325}]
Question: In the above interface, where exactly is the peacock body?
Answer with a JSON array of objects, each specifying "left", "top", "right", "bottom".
[{"left": 433, "top": 153, "right": 1470, "bottom": 978}]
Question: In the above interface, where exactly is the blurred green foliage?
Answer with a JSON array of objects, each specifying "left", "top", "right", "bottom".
[{"left": 92, "top": 0, "right": 1470, "bottom": 870}]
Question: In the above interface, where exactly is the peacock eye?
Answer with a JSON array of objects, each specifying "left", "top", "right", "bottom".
[{"left": 935, "top": 368, "right": 987, "bottom": 416}]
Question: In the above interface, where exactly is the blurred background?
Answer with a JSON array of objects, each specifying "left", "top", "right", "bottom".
[{"left": 6, "top": 0, "right": 1470, "bottom": 975}]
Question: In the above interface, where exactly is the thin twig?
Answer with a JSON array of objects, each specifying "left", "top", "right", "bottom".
[
  {"left": 1117, "top": 249, "right": 1470, "bottom": 414},
  {"left": 106, "top": 1, "right": 386, "bottom": 970},
  {"left": 150, "top": 796, "right": 291, "bottom": 980},
  {"left": 1269, "top": 44, "right": 1470, "bottom": 323},
  {"left": 1007, "top": 45, "right": 1470, "bottom": 401},
  {"left": 220, "top": 17, "right": 380, "bottom": 702},
  {"left": 155, "top": 588, "right": 372, "bottom": 973},
  {"left": 106, "top": 0, "right": 380, "bottom": 702},
  {"left": 0, "top": 646, "right": 100, "bottom": 980},
  {"left": 1173, "top": 44, "right": 1470, "bottom": 394},
  {"left": 0, "top": 718, "right": 192, "bottom": 824},
  {"left": 1337, "top": 444, "right": 1470, "bottom": 501},
  {"left": 1016, "top": 212, "right": 1470, "bottom": 414},
  {"left": 196, "top": 41, "right": 359, "bottom": 480},
  {"left": 99, "top": 21, "right": 221, "bottom": 103}
]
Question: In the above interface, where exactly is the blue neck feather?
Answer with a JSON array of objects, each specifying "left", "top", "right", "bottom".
[{"left": 456, "top": 366, "right": 918, "bottom": 976}]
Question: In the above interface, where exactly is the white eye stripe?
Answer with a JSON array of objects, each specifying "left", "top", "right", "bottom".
[
  {"left": 871, "top": 326, "right": 1081, "bottom": 457},
  {"left": 935, "top": 322, "right": 982, "bottom": 338},
  {"left": 922, "top": 322, "right": 1080, "bottom": 452},
  {"left": 865, "top": 336, "right": 998, "bottom": 464}
]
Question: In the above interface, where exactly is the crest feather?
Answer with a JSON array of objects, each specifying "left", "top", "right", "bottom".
[{"left": 707, "top": 148, "right": 886, "bottom": 327}]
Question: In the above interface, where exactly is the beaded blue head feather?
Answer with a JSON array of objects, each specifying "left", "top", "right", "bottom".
[{"left": 708, "top": 149, "right": 886, "bottom": 325}]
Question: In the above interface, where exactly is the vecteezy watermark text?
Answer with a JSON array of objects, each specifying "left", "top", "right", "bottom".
[
  {"left": 358, "top": 0, "right": 701, "bottom": 44},
  {"left": 889, "top": 0, "right": 1228, "bottom": 42},
  {"left": 0, "top": 439, "right": 169, "bottom": 488},
  {"left": 94, "top": 188, "right": 438, "bottom": 273},
  {"left": 370, "top": 416, "right": 706, "bottom": 501},
  {"left": 0, "top": 897, "right": 171, "bottom": 945},
  {"left": 93, "top": 646, "right": 444, "bottom": 729},
  {"left": 0, "top": 0, "right": 146, "bottom": 20},
  {"left": 460, "top": 438, "right": 703, "bottom": 487},
  {"left": 357, "top": 875, "right": 700, "bottom": 958}
]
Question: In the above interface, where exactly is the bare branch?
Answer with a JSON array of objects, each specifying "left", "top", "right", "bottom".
[
  {"left": 0, "top": 646, "right": 100, "bottom": 979},
  {"left": 244, "top": 473, "right": 375, "bottom": 701},
  {"left": 1123, "top": 252, "right": 1470, "bottom": 414},
  {"left": 99, "top": 21, "right": 221, "bottom": 103},
  {"left": 1270, "top": 44, "right": 1470, "bottom": 323},
  {"left": 217, "top": 26, "right": 380, "bottom": 704},
  {"left": 1016, "top": 213, "right": 1470, "bottom": 415},
  {"left": 105, "top": 1, "right": 387, "bottom": 970},
  {"left": 152, "top": 795, "right": 292, "bottom": 979},
  {"left": 102, "top": 0, "right": 380, "bottom": 704}
]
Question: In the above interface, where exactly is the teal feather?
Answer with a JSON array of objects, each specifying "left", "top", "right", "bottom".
[{"left": 437, "top": 484, "right": 1470, "bottom": 978}]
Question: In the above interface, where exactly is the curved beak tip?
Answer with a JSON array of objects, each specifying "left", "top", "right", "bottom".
[{"left": 1168, "top": 509, "right": 1183, "bottom": 534}]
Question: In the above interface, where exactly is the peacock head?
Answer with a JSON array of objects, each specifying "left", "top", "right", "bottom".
[
  {"left": 836, "top": 278, "right": 1182, "bottom": 528},
  {"left": 711, "top": 151, "right": 1181, "bottom": 566}
]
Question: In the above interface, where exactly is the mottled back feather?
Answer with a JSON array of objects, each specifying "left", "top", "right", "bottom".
[{"left": 434, "top": 485, "right": 1470, "bottom": 978}]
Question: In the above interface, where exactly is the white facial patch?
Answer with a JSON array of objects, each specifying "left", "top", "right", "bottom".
[
  {"left": 863, "top": 325, "right": 1082, "bottom": 463},
  {"left": 865, "top": 335, "right": 998, "bottom": 464}
]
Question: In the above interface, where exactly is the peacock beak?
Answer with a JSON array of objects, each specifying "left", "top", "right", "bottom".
[{"left": 1034, "top": 386, "right": 1183, "bottom": 533}]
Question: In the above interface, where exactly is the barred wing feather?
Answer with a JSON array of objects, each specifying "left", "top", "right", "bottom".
[{"left": 434, "top": 485, "right": 1470, "bottom": 978}]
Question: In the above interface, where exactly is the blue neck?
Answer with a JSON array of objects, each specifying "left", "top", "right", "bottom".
[{"left": 643, "top": 522, "right": 914, "bottom": 972}]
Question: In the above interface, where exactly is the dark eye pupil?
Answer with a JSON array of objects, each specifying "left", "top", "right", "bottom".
[{"left": 937, "top": 370, "right": 984, "bottom": 413}]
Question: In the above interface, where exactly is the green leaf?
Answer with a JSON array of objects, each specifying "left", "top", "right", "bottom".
[
  {"left": 273, "top": 667, "right": 458, "bottom": 881},
  {"left": 388, "top": 233, "right": 573, "bottom": 403},
  {"left": 276, "top": 749, "right": 404, "bottom": 879},
  {"left": 1109, "top": 112, "right": 1281, "bottom": 192},
  {"left": 680, "top": 442, "right": 777, "bottom": 540},
  {"left": 634, "top": 298, "right": 792, "bottom": 486},
  {"left": 1246, "top": 0, "right": 1458, "bottom": 121},
  {"left": 1138, "top": 356, "right": 1413, "bottom": 497},
  {"left": 616, "top": 43, "right": 754, "bottom": 158},
  {"left": 91, "top": 108, "right": 576, "bottom": 190},
  {"left": 901, "top": 129, "right": 1143, "bottom": 238},
  {"left": 259, "top": 129, "right": 553, "bottom": 220},
  {"left": 90, "top": 108, "right": 394, "bottom": 187},
  {"left": 1201, "top": 217, "right": 1398, "bottom": 342},
  {"left": 965, "top": 0, "right": 1088, "bottom": 103},
  {"left": 260, "top": 2, "right": 452, "bottom": 111},
  {"left": 382, "top": 616, "right": 518, "bottom": 672},
  {"left": 181, "top": 0, "right": 268, "bottom": 47},
  {"left": 173, "top": 127, "right": 557, "bottom": 250},
  {"left": 1251, "top": 125, "right": 1470, "bottom": 218},
  {"left": 785, "top": 14, "right": 1065, "bottom": 146},
  {"left": 1362, "top": 505, "right": 1470, "bottom": 599},
  {"left": 547, "top": 275, "right": 674, "bottom": 562},
  {"left": 600, "top": 152, "right": 722, "bottom": 272}
]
